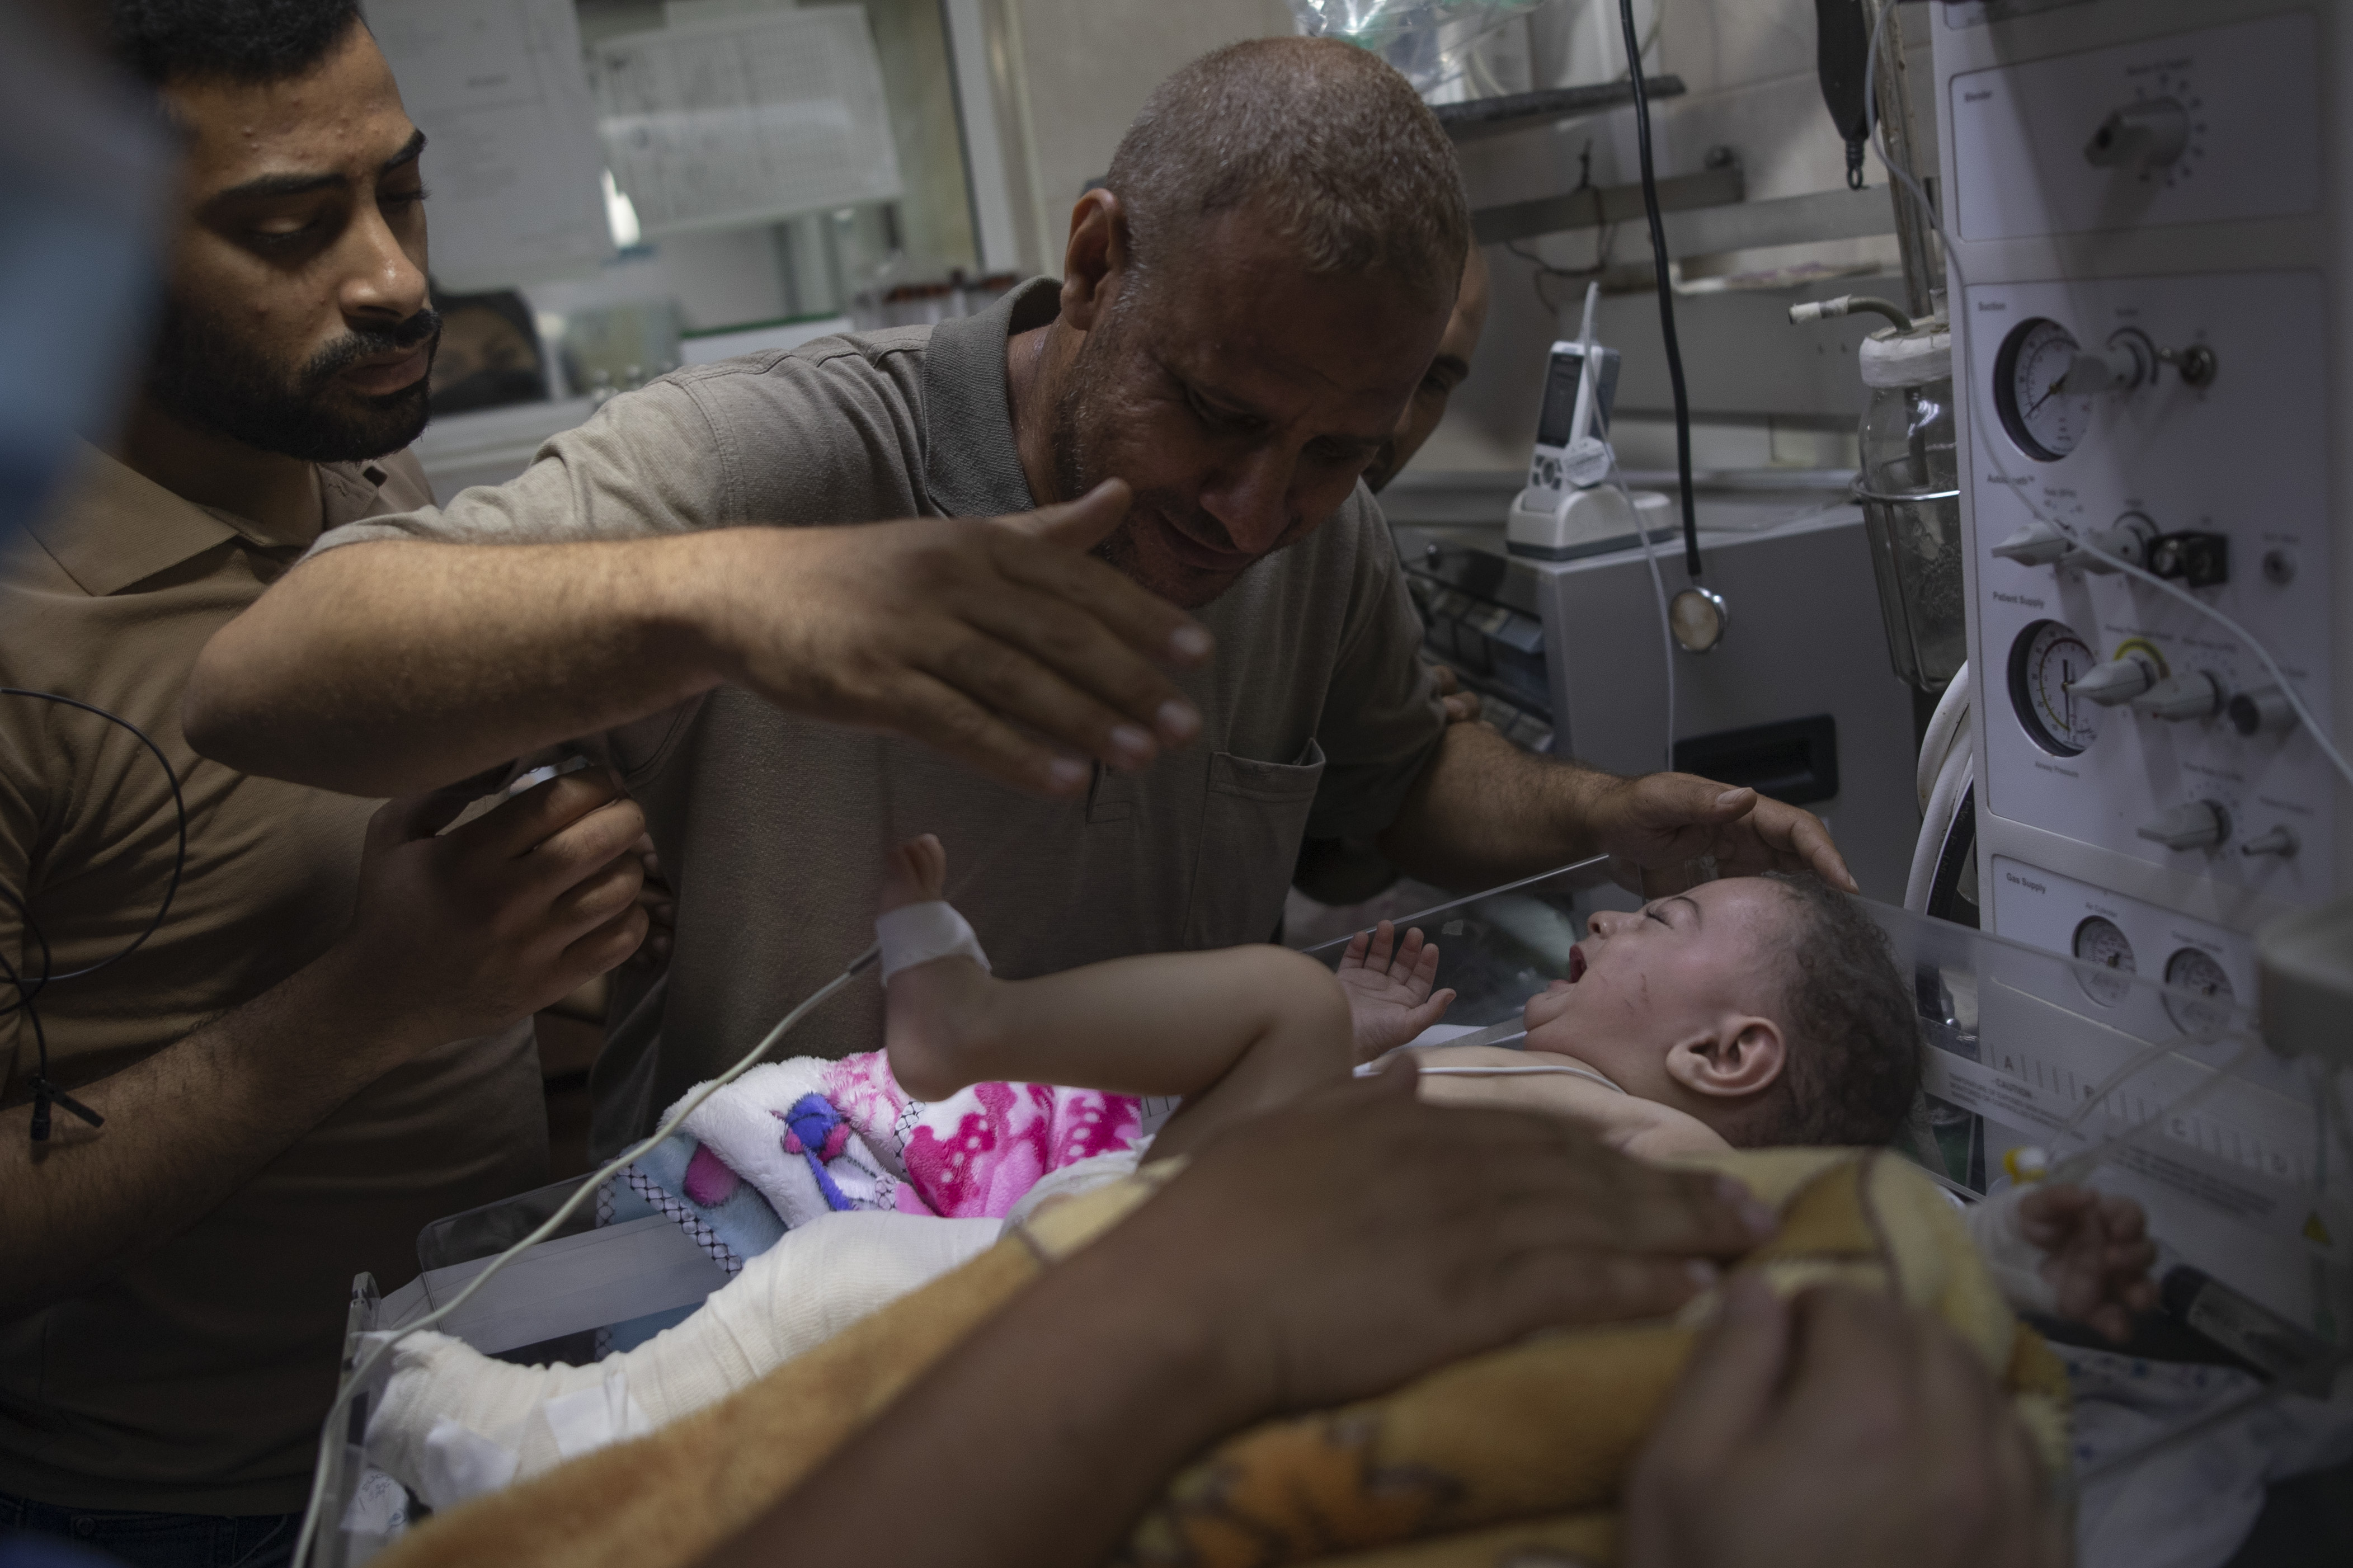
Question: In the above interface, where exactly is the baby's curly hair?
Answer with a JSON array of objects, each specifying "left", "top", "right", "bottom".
[{"left": 1746, "top": 872, "right": 1922, "bottom": 1148}]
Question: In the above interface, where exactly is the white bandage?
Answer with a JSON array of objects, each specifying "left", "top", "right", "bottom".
[
  {"left": 1965, "top": 1187, "right": 2059, "bottom": 1316},
  {"left": 366, "top": 1212, "right": 1001, "bottom": 1499},
  {"left": 875, "top": 900, "right": 992, "bottom": 985}
]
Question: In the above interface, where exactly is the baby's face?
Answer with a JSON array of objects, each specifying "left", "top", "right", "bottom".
[{"left": 1522, "top": 878, "right": 1791, "bottom": 1100}]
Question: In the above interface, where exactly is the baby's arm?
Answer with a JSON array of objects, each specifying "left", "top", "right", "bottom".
[
  {"left": 1333, "top": 922, "right": 1456, "bottom": 1061},
  {"left": 1407, "top": 1046, "right": 1731, "bottom": 1160},
  {"left": 1966, "top": 1183, "right": 2158, "bottom": 1341},
  {"left": 879, "top": 837, "right": 1352, "bottom": 1160}
]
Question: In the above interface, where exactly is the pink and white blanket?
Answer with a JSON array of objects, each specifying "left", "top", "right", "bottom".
[{"left": 619, "top": 1051, "right": 1144, "bottom": 1272}]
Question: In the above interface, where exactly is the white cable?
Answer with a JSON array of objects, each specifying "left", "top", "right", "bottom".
[
  {"left": 1904, "top": 727, "right": 1973, "bottom": 914},
  {"left": 1859, "top": 0, "right": 2353, "bottom": 799},
  {"left": 1623, "top": 468, "right": 1679, "bottom": 773},
  {"left": 1414, "top": 1064, "right": 1621, "bottom": 1080},
  {"left": 1915, "top": 660, "right": 1971, "bottom": 812},
  {"left": 288, "top": 946, "right": 878, "bottom": 1568},
  {"left": 2045, "top": 1030, "right": 2262, "bottom": 1188},
  {"left": 2063, "top": 536, "right": 2353, "bottom": 793},
  {"left": 1561, "top": 276, "right": 1678, "bottom": 771}
]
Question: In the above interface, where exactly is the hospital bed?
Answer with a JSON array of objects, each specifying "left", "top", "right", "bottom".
[{"left": 314, "top": 856, "right": 2353, "bottom": 1567}]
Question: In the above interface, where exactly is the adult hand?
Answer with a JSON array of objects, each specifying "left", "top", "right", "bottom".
[
  {"left": 327, "top": 769, "right": 651, "bottom": 1049},
  {"left": 1100, "top": 1062, "right": 1777, "bottom": 1420},
  {"left": 1584, "top": 771, "right": 1856, "bottom": 894},
  {"left": 718, "top": 479, "right": 1214, "bottom": 798},
  {"left": 625, "top": 832, "right": 675, "bottom": 971},
  {"left": 1623, "top": 1278, "right": 2067, "bottom": 1568},
  {"left": 1428, "top": 662, "right": 1482, "bottom": 725}
]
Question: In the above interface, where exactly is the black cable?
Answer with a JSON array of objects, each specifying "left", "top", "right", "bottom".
[
  {"left": 1618, "top": 0, "right": 1703, "bottom": 583},
  {"left": 0, "top": 690, "right": 184, "bottom": 1141},
  {"left": 0, "top": 690, "right": 186, "bottom": 992}
]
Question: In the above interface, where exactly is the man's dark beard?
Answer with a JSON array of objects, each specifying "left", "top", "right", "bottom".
[{"left": 145, "top": 297, "right": 442, "bottom": 463}]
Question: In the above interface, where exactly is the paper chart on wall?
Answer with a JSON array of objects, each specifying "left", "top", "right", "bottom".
[
  {"left": 369, "top": 0, "right": 615, "bottom": 290},
  {"left": 589, "top": 6, "right": 905, "bottom": 238}
]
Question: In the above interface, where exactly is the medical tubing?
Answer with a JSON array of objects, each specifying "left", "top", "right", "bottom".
[
  {"left": 1914, "top": 661, "right": 1971, "bottom": 812},
  {"left": 1621, "top": 464, "right": 1679, "bottom": 771},
  {"left": 2064, "top": 535, "right": 2353, "bottom": 794},
  {"left": 2048, "top": 1035, "right": 2264, "bottom": 1190},
  {"left": 1413, "top": 1065, "right": 1617, "bottom": 1078},
  {"left": 1857, "top": 0, "right": 2353, "bottom": 798},
  {"left": 1617, "top": 0, "right": 1702, "bottom": 582},
  {"left": 1903, "top": 731, "right": 1972, "bottom": 914},
  {"left": 288, "top": 946, "right": 880, "bottom": 1568},
  {"left": 1571, "top": 275, "right": 1677, "bottom": 771}
]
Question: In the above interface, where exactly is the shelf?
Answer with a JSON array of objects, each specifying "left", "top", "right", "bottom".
[{"left": 1433, "top": 76, "right": 1686, "bottom": 144}]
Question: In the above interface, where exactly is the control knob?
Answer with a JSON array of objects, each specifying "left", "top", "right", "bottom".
[
  {"left": 2064, "top": 652, "right": 2158, "bottom": 707},
  {"left": 2056, "top": 338, "right": 2150, "bottom": 397},
  {"left": 1989, "top": 521, "right": 2074, "bottom": 567},
  {"left": 2084, "top": 98, "right": 2190, "bottom": 174},
  {"left": 2228, "top": 685, "right": 2299, "bottom": 737},
  {"left": 2240, "top": 825, "right": 2300, "bottom": 859},
  {"left": 2137, "top": 800, "right": 2229, "bottom": 851},
  {"left": 2133, "top": 671, "right": 2224, "bottom": 721},
  {"left": 2079, "top": 513, "right": 2154, "bottom": 574}
]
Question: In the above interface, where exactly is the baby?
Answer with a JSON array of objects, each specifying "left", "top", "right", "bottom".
[
  {"left": 1345, "top": 872, "right": 1922, "bottom": 1161},
  {"left": 882, "top": 839, "right": 2158, "bottom": 1341},
  {"left": 363, "top": 840, "right": 2156, "bottom": 1512}
]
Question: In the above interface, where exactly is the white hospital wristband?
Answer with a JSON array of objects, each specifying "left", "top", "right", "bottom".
[{"left": 875, "top": 901, "right": 993, "bottom": 985}]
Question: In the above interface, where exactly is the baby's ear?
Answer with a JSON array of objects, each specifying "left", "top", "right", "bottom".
[{"left": 1665, "top": 1018, "right": 1786, "bottom": 1100}]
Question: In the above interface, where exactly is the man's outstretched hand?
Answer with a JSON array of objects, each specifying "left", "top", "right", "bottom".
[
  {"left": 719, "top": 479, "right": 1214, "bottom": 799},
  {"left": 1584, "top": 772, "right": 1856, "bottom": 894}
]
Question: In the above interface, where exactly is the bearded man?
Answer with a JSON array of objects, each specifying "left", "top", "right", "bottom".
[
  {"left": 0, "top": 7, "right": 655, "bottom": 1558},
  {"left": 187, "top": 37, "right": 1856, "bottom": 1151}
]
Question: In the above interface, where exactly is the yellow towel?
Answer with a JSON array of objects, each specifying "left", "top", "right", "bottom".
[{"left": 373, "top": 1150, "right": 2066, "bottom": 1568}]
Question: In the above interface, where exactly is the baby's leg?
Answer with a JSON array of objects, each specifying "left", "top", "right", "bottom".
[{"left": 881, "top": 836, "right": 1351, "bottom": 1152}]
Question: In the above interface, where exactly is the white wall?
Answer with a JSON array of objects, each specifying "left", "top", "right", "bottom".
[{"left": 981, "top": 0, "right": 1294, "bottom": 274}]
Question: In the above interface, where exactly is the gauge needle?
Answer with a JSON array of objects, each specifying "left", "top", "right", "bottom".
[{"left": 2023, "top": 375, "right": 2069, "bottom": 418}]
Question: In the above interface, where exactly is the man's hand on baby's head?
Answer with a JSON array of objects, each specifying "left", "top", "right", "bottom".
[
  {"left": 1334, "top": 921, "right": 1456, "bottom": 1061},
  {"left": 2019, "top": 1184, "right": 2158, "bottom": 1343},
  {"left": 1586, "top": 771, "right": 1858, "bottom": 895}
]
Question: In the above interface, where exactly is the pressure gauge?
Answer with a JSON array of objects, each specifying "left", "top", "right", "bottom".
[
  {"left": 1993, "top": 318, "right": 2093, "bottom": 461},
  {"left": 2007, "top": 619, "right": 2101, "bottom": 756},
  {"left": 2070, "top": 916, "right": 2136, "bottom": 1007},
  {"left": 2162, "top": 948, "right": 2237, "bottom": 1041}
]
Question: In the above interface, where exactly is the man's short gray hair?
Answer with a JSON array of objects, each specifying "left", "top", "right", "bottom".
[{"left": 1102, "top": 37, "right": 1471, "bottom": 310}]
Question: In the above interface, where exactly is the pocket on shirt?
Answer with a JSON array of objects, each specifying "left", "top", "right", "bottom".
[{"left": 1183, "top": 740, "right": 1326, "bottom": 949}]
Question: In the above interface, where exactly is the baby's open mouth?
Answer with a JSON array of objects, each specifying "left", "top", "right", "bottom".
[{"left": 1566, "top": 946, "right": 1587, "bottom": 983}]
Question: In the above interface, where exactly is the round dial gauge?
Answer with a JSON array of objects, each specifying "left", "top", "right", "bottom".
[
  {"left": 1994, "top": 317, "right": 2093, "bottom": 461},
  {"left": 2007, "top": 620, "right": 2101, "bottom": 756},
  {"left": 2070, "top": 916, "right": 2137, "bottom": 1007},
  {"left": 2162, "top": 948, "right": 2237, "bottom": 1041}
]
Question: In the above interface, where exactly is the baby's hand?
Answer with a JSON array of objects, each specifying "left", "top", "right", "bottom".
[
  {"left": 2018, "top": 1184, "right": 2159, "bottom": 1342},
  {"left": 1334, "top": 921, "right": 1456, "bottom": 1062}
]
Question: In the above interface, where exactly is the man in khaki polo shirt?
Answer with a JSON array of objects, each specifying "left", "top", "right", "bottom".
[
  {"left": 190, "top": 40, "right": 1860, "bottom": 1150},
  {"left": 0, "top": 5, "right": 652, "bottom": 1558}
]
